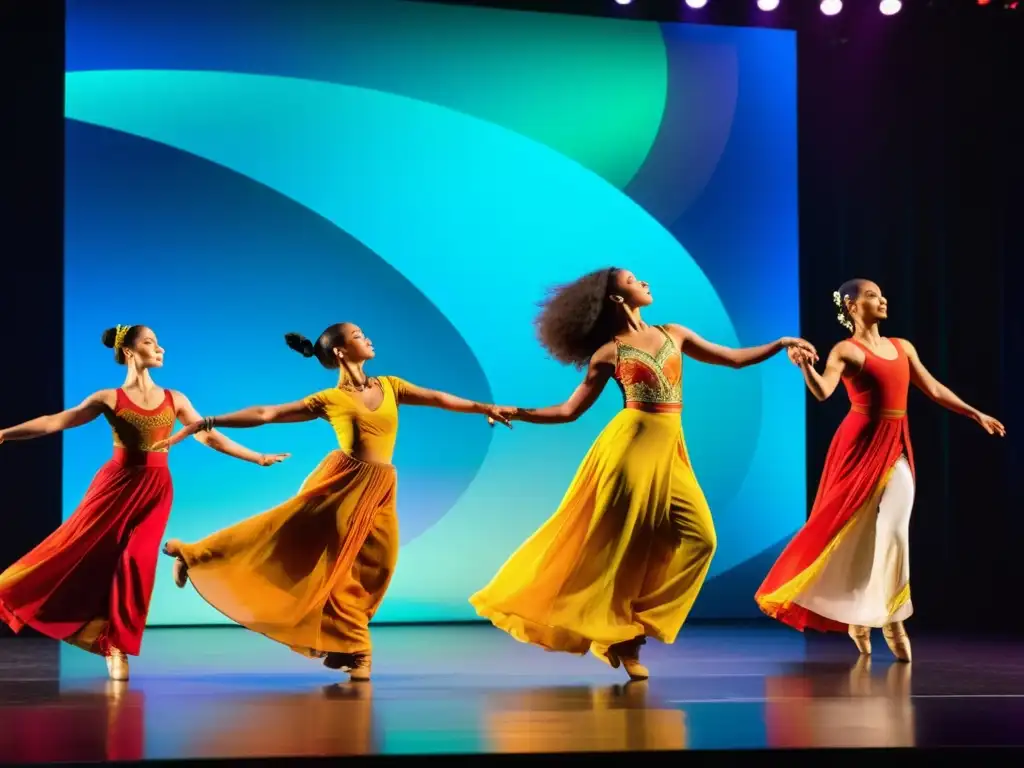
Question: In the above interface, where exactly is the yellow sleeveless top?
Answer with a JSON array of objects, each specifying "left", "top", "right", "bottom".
[{"left": 303, "top": 376, "right": 410, "bottom": 464}]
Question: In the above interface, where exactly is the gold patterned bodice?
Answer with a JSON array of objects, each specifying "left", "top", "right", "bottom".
[
  {"left": 111, "top": 388, "right": 177, "bottom": 453},
  {"left": 614, "top": 327, "right": 683, "bottom": 411}
]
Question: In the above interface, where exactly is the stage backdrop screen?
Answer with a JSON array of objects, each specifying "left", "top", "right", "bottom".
[{"left": 64, "top": 0, "right": 801, "bottom": 625}]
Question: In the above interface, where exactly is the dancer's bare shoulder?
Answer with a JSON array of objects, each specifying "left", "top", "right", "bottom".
[
  {"left": 660, "top": 323, "right": 689, "bottom": 347},
  {"left": 591, "top": 340, "right": 618, "bottom": 368},
  {"left": 89, "top": 389, "right": 119, "bottom": 412},
  {"left": 66, "top": 389, "right": 118, "bottom": 428},
  {"left": 831, "top": 339, "right": 866, "bottom": 372}
]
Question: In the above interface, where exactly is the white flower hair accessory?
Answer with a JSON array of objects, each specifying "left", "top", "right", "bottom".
[{"left": 833, "top": 291, "right": 854, "bottom": 332}]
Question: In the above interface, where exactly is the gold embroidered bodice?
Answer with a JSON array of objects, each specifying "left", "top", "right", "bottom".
[
  {"left": 111, "top": 388, "right": 177, "bottom": 453},
  {"left": 614, "top": 326, "right": 683, "bottom": 408}
]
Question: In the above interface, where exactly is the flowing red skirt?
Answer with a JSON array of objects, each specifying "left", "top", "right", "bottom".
[
  {"left": 755, "top": 411, "right": 913, "bottom": 632},
  {"left": 0, "top": 448, "right": 173, "bottom": 656}
]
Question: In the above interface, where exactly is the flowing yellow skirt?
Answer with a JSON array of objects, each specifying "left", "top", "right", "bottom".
[
  {"left": 470, "top": 409, "right": 717, "bottom": 665},
  {"left": 165, "top": 450, "right": 397, "bottom": 658}
]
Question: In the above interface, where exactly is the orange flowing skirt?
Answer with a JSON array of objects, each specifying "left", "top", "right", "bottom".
[
  {"left": 755, "top": 410, "right": 914, "bottom": 632},
  {"left": 0, "top": 449, "right": 173, "bottom": 656},
  {"left": 165, "top": 450, "right": 397, "bottom": 657}
]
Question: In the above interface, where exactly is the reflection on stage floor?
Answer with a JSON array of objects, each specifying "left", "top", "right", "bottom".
[{"left": 1, "top": 622, "right": 1022, "bottom": 762}]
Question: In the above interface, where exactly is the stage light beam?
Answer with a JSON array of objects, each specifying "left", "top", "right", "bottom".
[
  {"left": 880, "top": 0, "right": 902, "bottom": 14},
  {"left": 685, "top": 0, "right": 709, "bottom": 9},
  {"left": 820, "top": 0, "right": 843, "bottom": 15},
  {"left": 758, "top": 0, "right": 781, "bottom": 11}
]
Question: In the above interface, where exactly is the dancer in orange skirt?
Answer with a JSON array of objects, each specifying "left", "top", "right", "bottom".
[
  {"left": 756, "top": 279, "right": 1005, "bottom": 661},
  {"left": 0, "top": 324, "right": 288, "bottom": 681},
  {"left": 155, "top": 322, "right": 510, "bottom": 682},
  {"left": 471, "top": 268, "right": 815, "bottom": 680}
]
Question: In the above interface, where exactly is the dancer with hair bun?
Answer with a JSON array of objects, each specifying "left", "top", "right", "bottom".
[
  {"left": 756, "top": 279, "right": 1005, "bottom": 661},
  {"left": 157, "top": 322, "right": 510, "bottom": 681},
  {"left": 471, "top": 267, "right": 816, "bottom": 681},
  {"left": 0, "top": 324, "right": 285, "bottom": 681}
]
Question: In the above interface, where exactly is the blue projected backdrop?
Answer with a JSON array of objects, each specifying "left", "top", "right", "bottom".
[{"left": 64, "top": 0, "right": 801, "bottom": 625}]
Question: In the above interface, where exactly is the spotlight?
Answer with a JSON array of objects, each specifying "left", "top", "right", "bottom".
[
  {"left": 879, "top": 0, "right": 902, "bottom": 13},
  {"left": 614, "top": 0, "right": 632, "bottom": 5},
  {"left": 820, "top": 0, "right": 843, "bottom": 15},
  {"left": 758, "top": 0, "right": 780, "bottom": 10},
  {"left": 684, "top": 0, "right": 709, "bottom": 9}
]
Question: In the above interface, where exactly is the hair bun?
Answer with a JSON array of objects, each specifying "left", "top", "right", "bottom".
[
  {"left": 284, "top": 332, "right": 316, "bottom": 358},
  {"left": 101, "top": 327, "right": 119, "bottom": 348}
]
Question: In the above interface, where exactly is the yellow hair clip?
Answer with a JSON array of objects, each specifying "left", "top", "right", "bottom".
[{"left": 114, "top": 324, "right": 132, "bottom": 350}]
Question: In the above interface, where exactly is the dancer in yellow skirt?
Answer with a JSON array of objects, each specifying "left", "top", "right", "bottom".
[
  {"left": 472, "top": 268, "right": 816, "bottom": 680},
  {"left": 153, "top": 322, "right": 509, "bottom": 681}
]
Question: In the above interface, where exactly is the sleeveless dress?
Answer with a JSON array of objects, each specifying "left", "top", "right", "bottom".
[
  {"left": 164, "top": 376, "right": 412, "bottom": 659},
  {"left": 471, "top": 326, "right": 717, "bottom": 665},
  {"left": 0, "top": 387, "right": 176, "bottom": 656},
  {"left": 756, "top": 338, "right": 915, "bottom": 632}
]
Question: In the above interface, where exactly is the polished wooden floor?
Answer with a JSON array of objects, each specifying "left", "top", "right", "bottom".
[{"left": 1, "top": 622, "right": 1022, "bottom": 765}]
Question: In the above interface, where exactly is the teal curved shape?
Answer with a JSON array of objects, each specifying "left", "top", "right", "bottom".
[
  {"left": 65, "top": 70, "right": 760, "bottom": 607},
  {"left": 294, "top": 0, "right": 670, "bottom": 189},
  {"left": 65, "top": 0, "right": 670, "bottom": 188}
]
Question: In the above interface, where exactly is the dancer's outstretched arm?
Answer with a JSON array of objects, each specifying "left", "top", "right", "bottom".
[
  {"left": 664, "top": 324, "right": 817, "bottom": 369},
  {"left": 503, "top": 343, "right": 616, "bottom": 425},
  {"left": 170, "top": 390, "right": 291, "bottom": 466},
  {"left": 0, "top": 390, "right": 111, "bottom": 444},
  {"left": 388, "top": 378, "right": 512, "bottom": 427},
  {"left": 152, "top": 399, "right": 317, "bottom": 451},
  {"left": 789, "top": 341, "right": 859, "bottom": 402},
  {"left": 896, "top": 339, "right": 1005, "bottom": 436}
]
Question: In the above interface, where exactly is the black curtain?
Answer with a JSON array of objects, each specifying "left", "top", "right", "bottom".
[
  {"left": 797, "top": 12, "right": 1023, "bottom": 633},
  {"left": 0, "top": 1, "right": 64, "bottom": 646}
]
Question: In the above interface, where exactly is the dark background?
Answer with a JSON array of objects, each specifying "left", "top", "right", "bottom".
[{"left": 2, "top": 0, "right": 1020, "bottom": 636}]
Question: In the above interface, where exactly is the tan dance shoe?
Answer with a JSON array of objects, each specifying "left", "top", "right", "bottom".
[
  {"left": 882, "top": 621, "right": 912, "bottom": 662},
  {"left": 608, "top": 638, "right": 649, "bottom": 681},
  {"left": 172, "top": 557, "right": 189, "bottom": 588},
  {"left": 347, "top": 654, "right": 372, "bottom": 682},
  {"left": 323, "top": 651, "right": 372, "bottom": 682},
  {"left": 848, "top": 625, "right": 872, "bottom": 655},
  {"left": 105, "top": 648, "right": 130, "bottom": 682},
  {"left": 162, "top": 541, "right": 189, "bottom": 588}
]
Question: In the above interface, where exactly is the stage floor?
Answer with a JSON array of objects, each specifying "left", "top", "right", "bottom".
[{"left": 1, "top": 622, "right": 1022, "bottom": 763}]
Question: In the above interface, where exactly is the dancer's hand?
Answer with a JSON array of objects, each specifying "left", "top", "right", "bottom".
[
  {"left": 972, "top": 411, "right": 1006, "bottom": 437},
  {"left": 151, "top": 421, "right": 204, "bottom": 451},
  {"left": 257, "top": 453, "right": 291, "bottom": 466},
  {"left": 483, "top": 405, "right": 515, "bottom": 429},
  {"left": 780, "top": 337, "right": 818, "bottom": 362},
  {"left": 0, "top": 430, "right": 5, "bottom": 446},
  {"left": 787, "top": 346, "right": 816, "bottom": 367}
]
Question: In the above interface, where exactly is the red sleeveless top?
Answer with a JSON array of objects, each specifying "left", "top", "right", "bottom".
[
  {"left": 843, "top": 337, "right": 911, "bottom": 418},
  {"left": 111, "top": 388, "right": 176, "bottom": 465}
]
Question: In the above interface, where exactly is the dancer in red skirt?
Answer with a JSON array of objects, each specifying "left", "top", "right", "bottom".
[
  {"left": 756, "top": 279, "right": 1005, "bottom": 661},
  {"left": 0, "top": 324, "right": 288, "bottom": 680}
]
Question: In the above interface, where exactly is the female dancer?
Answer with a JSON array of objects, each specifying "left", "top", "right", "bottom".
[
  {"left": 0, "top": 324, "right": 288, "bottom": 681},
  {"left": 470, "top": 267, "right": 816, "bottom": 680},
  {"left": 755, "top": 279, "right": 1005, "bottom": 661},
  {"left": 154, "top": 322, "right": 510, "bottom": 682}
]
